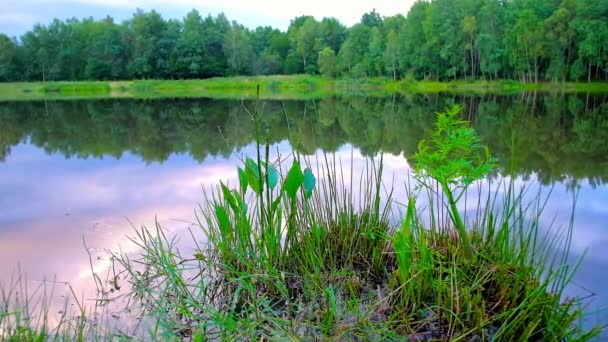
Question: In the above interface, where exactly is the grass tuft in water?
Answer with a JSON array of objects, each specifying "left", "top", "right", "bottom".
[{"left": 0, "top": 270, "right": 96, "bottom": 341}]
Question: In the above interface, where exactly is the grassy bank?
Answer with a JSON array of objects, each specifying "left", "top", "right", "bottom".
[
  {"left": 0, "top": 75, "right": 607, "bottom": 101},
  {"left": 2, "top": 105, "right": 600, "bottom": 340}
]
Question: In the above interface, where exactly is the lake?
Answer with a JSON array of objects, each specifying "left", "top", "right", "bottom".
[{"left": 0, "top": 93, "right": 607, "bottom": 335}]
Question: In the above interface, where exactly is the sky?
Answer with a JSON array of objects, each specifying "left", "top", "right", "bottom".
[{"left": 0, "top": 0, "right": 417, "bottom": 37}]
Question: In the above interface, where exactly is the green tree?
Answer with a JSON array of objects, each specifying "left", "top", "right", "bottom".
[
  {"left": 174, "top": 10, "right": 204, "bottom": 78},
  {"left": 399, "top": 1, "right": 430, "bottom": 79},
  {"left": 573, "top": 19, "right": 608, "bottom": 82},
  {"left": 506, "top": 9, "right": 545, "bottom": 83},
  {"left": 295, "top": 17, "right": 322, "bottom": 73},
  {"left": 338, "top": 24, "right": 370, "bottom": 77},
  {"left": 366, "top": 27, "right": 384, "bottom": 77},
  {"left": 463, "top": 15, "right": 478, "bottom": 79},
  {"left": 251, "top": 27, "right": 286, "bottom": 75},
  {"left": 319, "top": 18, "right": 346, "bottom": 53},
  {"left": 544, "top": 5, "right": 574, "bottom": 82},
  {"left": 223, "top": 22, "right": 253, "bottom": 75},
  {"left": 125, "top": 10, "right": 169, "bottom": 79},
  {"left": 318, "top": 47, "right": 337, "bottom": 77},
  {"left": 477, "top": 0, "right": 505, "bottom": 80},
  {"left": 361, "top": 9, "right": 383, "bottom": 28},
  {"left": 82, "top": 18, "right": 128, "bottom": 80},
  {"left": 254, "top": 50, "right": 282, "bottom": 75},
  {"left": 384, "top": 30, "right": 399, "bottom": 80},
  {"left": 0, "top": 34, "right": 16, "bottom": 81},
  {"left": 200, "top": 13, "right": 229, "bottom": 77}
]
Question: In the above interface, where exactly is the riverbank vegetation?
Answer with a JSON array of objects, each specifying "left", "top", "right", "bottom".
[
  {"left": 1, "top": 76, "right": 608, "bottom": 102},
  {"left": 1, "top": 1, "right": 607, "bottom": 83},
  {"left": 1, "top": 105, "right": 601, "bottom": 340}
]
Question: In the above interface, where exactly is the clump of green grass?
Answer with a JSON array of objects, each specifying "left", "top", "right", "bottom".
[
  {"left": 105, "top": 104, "right": 601, "bottom": 340},
  {"left": 0, "top": 271, "right": 93, "bottom": 341}
]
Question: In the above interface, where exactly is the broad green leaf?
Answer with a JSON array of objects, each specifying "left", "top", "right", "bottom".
[
  {"left": 245, "top": 158, "right": 264, "bottom": 194},
  {"left": 394, "top": 196, "right": 415, "bottom": 283},
  {"left": 245, "top": 158, "right": 260, "bottom": 177},
  {"left": 282, "top": 161, "right": 304, "bottom": 200},
  {"left": 266, "top": 163, "right": 279, "bottom": 190},
  {"left": 234, "top": 190, "right": 248, "bottom": 214},
  {"left": 302, "top": 168, "right": 316, "bottom": 199},
  {"left": 220, "top": 183, "right": 238, "bottom": 214},
  {"left": 214, "top": 205, "right": 232, "bottom": 240},
  {"left": 237, "top": 167, "right": 248, "bottom": 194}
]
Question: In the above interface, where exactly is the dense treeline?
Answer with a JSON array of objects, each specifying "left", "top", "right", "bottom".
[
  {"left": 1, "top": 94, "right": 607, "bottom": 184},
  {"left": 0, "top": 0, "right": 607, "bottom": 82}
]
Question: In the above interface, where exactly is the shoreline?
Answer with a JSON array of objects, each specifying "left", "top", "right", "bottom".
[{"left": 1, "top": 75, "right": 608, "bottom": 101}]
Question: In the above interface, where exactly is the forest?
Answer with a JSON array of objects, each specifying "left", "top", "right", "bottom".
[{"left": 0, "top": 0, "right": 607, "bottom": 83}]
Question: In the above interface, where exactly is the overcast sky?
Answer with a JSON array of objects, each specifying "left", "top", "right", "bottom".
[{"left": 0, "top": 0, "right": 416, "bottom": 38}]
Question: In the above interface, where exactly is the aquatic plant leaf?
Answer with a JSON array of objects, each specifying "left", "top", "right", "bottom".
[
  {"left": 233, "top": 190, "right": 248, "bottom": 215},
  {"left": 214, "top": 205, "right": 232, "bottom": 241},
  {"left": 220, "top": 183, "right": 238, "bottom": 214},
  {"left": 237, "top": 167, "right": 248, "bottom": 194},
  {"left": 283, "top": 161, "right": 304, "bottom": 200},
  {"left": 393, "top": 196, "right": 415, "bottom": 283},
  {"left": 303, "top": 168, "right": 316, "bottom": 199},
  {"left": 266, "top": 163, "right": 279, "bottom": 190},
  {"left": 245, "top": 158, "right": 264, "bottom": 195}
]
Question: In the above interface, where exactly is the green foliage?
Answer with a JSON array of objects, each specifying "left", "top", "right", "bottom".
[
  {"left": 294, "top": 17, "right": 322, "bottom": 73},
  {"left": 266, "top": 163, "right": 279, "bottom": 190},
  {"left": 302, "top": 168, "right": 316, "bottom": 199},
  {"left": 1, "top": 1, "right": 608, "bottom": 82},
  {"left": 0, "top": 272, "right": 95, "bottom": 341},
  {"left": 393, "top": 197, "right": 416, "bottom": 284},
  {"left": 237, "top": 167, "right": 248, "bottom": 193},
  {"left": 223, "top": 22, "right": 253, "bottom": 76},
  {"left": 414, "top": 105, "right": 497, "bottom": 187},
  {"left": 105, "top": 140, "right": 599, "bottom": 340},
  {"left": 282, "top": 161, "right": 305, "bottom": 200},
  {"left": 317, "top": 47, "right": 337, "bottom": 77},
  {"left": 0, "top": 34, "right": 16, "bottom": 81},
  {"left": 245, "top": 157, "right": 264, "bottom": 195},
  {"left": 413, "top": 104, "right": 497, "bottom": 257}
]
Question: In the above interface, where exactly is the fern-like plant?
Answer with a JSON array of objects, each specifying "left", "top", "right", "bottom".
[{"left": 413, "top": 105, "right": 497, "bottom": 258}]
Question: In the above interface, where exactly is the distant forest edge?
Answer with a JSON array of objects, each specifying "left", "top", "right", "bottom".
[{"left": 0, "top": 0, "right": 607, "bottom": 83}]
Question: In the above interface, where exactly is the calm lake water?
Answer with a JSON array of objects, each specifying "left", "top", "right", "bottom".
[{"left": 0, "top": 94, "right": 607, "bottom": 334}]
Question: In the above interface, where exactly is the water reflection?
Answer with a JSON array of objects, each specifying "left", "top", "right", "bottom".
[
  {"left": 0, "top": 144, "right": 240, "bottom": 301},
  {"left": 1, "top": 94, "right": 607, "bottom": 183},
  {"left": 0, "top": 95, "right": 606, "bottom": 334}
]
